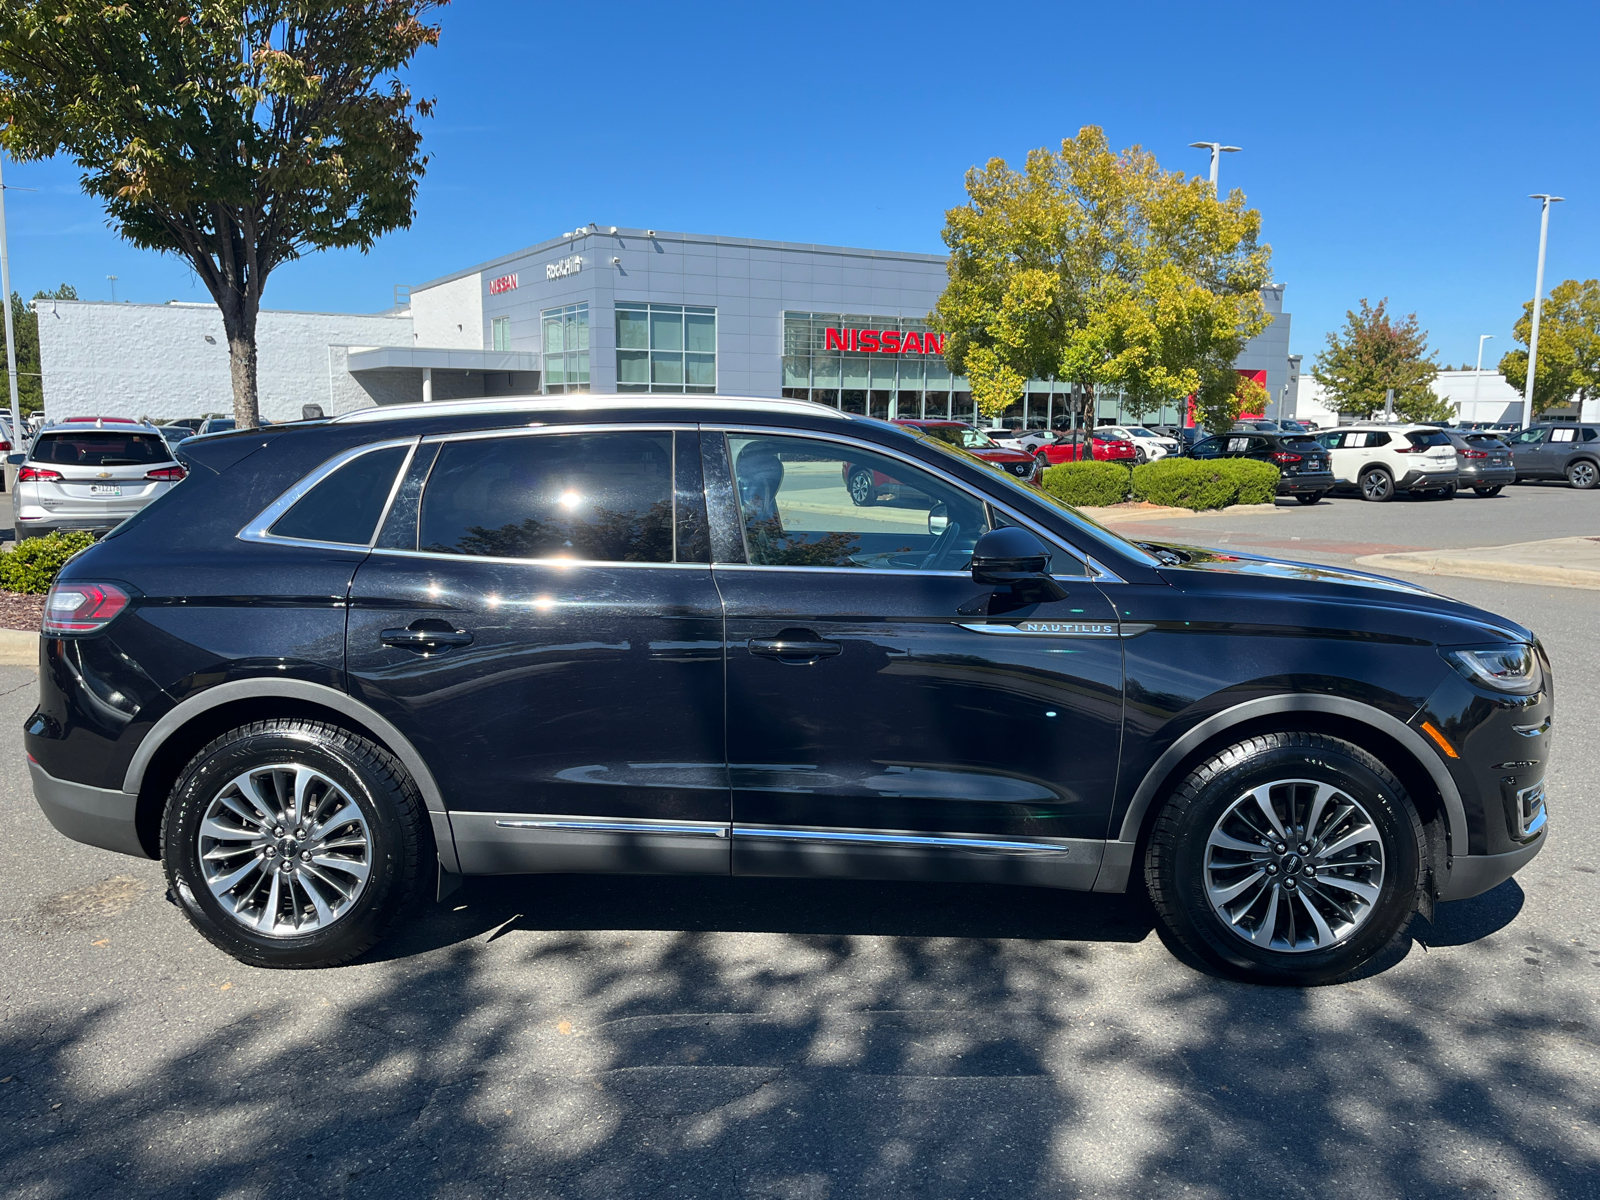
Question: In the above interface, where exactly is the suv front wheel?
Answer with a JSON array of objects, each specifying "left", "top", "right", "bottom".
[
  {"left": 1144, "top": 732, "right": 1424, "bottom": 985},
  {"left": 162, "top": 719, "right": 430, "bottom": 968},
  {"left": 1358, "top": 466, "right": 1395, "bottom": 502}
]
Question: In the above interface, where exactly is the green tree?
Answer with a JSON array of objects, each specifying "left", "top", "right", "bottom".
[
  {"left": 931, "top": 125, "right": 1273, "bottom": 426},
  {"left": 0, "top": 1, "right": 445, "bottom": 429},
  {"left": 1499, "top": 279, "right": 1600, "bottom": 418},
  {"left": 0, "top": 283, "right": 75, "bottom": 417},
  {"left": 1312, "top": 298, "right": 1451, "bottom": 422}
]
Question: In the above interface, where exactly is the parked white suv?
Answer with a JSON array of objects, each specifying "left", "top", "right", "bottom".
[
  {"left": 1316, "top": 424, "right": 1459, "bottom": 502},
  {"left": 13, "top": 418, "right": 187, "bottom": 538},
  {"left": 1100, "top": 425, "right": 1182, "bottom": 463}
]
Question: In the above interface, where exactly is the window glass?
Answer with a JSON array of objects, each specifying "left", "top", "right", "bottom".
[
  {"left": 541, "top": 304, "right": 589, "bottom": 394},
  {"left": 1317, "top": 432, "right": 1342, "bottom": 449},
  {"left": 617, "top": 350, "right": 649, "bottom": 389},
  {"left": 617, "top": 303, "right": 715, "bottom": 393},
  {"left": 616, "top": 307, "right": 649, "bottom": 350},
  {"left": 1192, "top": 438, "right": 1223, "bottom": 458},
  {"left": 491, "top": 316, "right": 510, "bottom": 352},
  {"left": 1584, "top": 428, "right": 1598, "bottom": 442},
  {"left": 271, "top": 446, "right": 408, "bottom": 545},
  {"left": 1406, "top": 430, "right": 1452, "bottom": 448},
  {"left": 1513, "top": 428, "right": 1546, "bottom": 444},
  {"left": 419, "top": 431, "right": 674, "bottom": 562},
  {"left": 31, "top": 432, "right": 171, "bottom": 466},
  {"left": 685, "top": 312, "right": 716, "bottom": 353},
  {"left": 650, "top": 308, "right": 684, "bottom": 351},
  {"left": 726, "top": 434, "right": 997, "bottom": 572},
  {"left": 1225, "top": 437, "right": 1251, "bottom": 453},
  {"left": 916, "top": 424, "right": 999, "bottom": 451},
  {"left": 1550, "top": 427, "right": 1577, "bottom": 442}
]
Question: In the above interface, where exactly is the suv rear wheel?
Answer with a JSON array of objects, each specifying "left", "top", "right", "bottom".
[
  {"left": 1144, "top": 732, "right": 1424, "bottom": 985},
  {"left": 1566, "top": 460, "right": 1599, "bottom": 490},
  {"left": 162, "top": 719, "right": 430, "bottom": 968}
]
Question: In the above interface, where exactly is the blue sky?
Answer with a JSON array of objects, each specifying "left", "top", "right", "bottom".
[{"left": 2, "top": 0, "right": 1596, "bottom": 371}]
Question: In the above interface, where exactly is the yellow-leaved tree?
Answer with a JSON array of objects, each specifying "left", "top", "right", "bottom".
[{"left": 932, "top": 127, "right": 1273, "bottom": 431}]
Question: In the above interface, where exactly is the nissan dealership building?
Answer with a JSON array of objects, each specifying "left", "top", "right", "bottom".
[{"left": 35, "top": 225, "right": 1294, "bottom": 427}]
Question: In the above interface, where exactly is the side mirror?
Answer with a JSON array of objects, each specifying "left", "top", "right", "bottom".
[
  {"left": 928, "top": 502, "right": 950, "bottom": 536},
  {"left": 970, "top": 526, "right": 1068, "bottom": 602}
]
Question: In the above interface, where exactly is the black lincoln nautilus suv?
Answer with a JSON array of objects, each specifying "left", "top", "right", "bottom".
[{"left": 26, "top": 396, "right": 1550, "bottom": 984}]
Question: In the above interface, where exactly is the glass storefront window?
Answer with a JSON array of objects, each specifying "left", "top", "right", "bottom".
[
  {"left": 617, "top": 303, "right": 716, "bottom": 393},
  {"left": 492, "top": 316, "right": 510, "bottom": 352},
  {"left": 541, "top": 304, "right": 589, "bottom": 394}
]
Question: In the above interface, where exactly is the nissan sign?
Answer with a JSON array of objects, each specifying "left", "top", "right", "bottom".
[
  {"left": 824, "top": 327, "right": 946, "bottom": 355},
  {"left": 488, "top": 273, "right": 519, "bottom": 295}
]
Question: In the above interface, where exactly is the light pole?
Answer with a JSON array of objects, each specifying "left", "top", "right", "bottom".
[
  {"left": 107, "top": 274, "right": 118, "bottom": 303},
  {"left": 1189, "top": 141, "right": 1241, "bottom": 191},
  {"left": 0, "top": 154, "right": 21, "bottom": 449},
  {"left": 1471, "top": 334, "right": 1494, "bottom": 418},
  {"left": 1522, "top": 194, "right": 1564, "bottom": 429}
]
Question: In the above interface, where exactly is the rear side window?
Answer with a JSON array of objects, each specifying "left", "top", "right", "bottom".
[
  {"left": 270, "top": 446, "right": 409, "bottom": 545},
  {"left": 1550, "top": 427, "right": 1578, "bottom": 443},
  {"left": 1405, "top": 431, "right": 1451, "bottom": 448},
  {"left": 419, "top": 431, "right": 674, "bottom": 562},
  {"left": 32, "top": 432, "right": 170, "bottom": 466}
]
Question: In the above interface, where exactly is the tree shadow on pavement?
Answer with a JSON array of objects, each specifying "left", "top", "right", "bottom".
[{"left": 1, "top": 874, "right": 1595, "bottom": 1199}]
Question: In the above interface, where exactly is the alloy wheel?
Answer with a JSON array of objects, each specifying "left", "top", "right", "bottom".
[
  {"left": 1203, "top": 778, "right": 1386, "bottom": 953},
  {"left": 1360, "top": 469, "right": 1393, "bottom": 501},
  {"left": 197, "top": 764, "right": 372, "bottom": 937},
  {"left": 1569, "top": 462, "right": 1597, "bottom": 489}
]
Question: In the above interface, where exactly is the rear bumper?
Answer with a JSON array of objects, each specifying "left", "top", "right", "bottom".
[
  {"left": 28, "top": 757, "right": 149, "bottom": 858},
  {"left": 1277, "top": 472, "right": 1335, "bottom": 495},
  {"left": 1398, "top": 468, "right": 1459, "bottom": 492},
  {"left": 1459, "top": 465, "right": 1516, "bottom": 486},
  {"left": 1438, "top": 835, "right": 1546, "bottom": 901}
]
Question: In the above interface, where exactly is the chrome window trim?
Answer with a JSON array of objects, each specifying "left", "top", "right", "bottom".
[
  {"left": 711, "top": 563, "right": 973, "bottom": 578},
  {"left": 733, "top": 823, "right": 1075, "bottom": 855},
  {"left": 367, "top": 546, "right": 710, "bottom": 569},
  {"left": 494, "top": 815, "right": 729, "bottom": 839},
  {"left": 238, "top": 436, "right": 419, "bottom": 551},
  {"left": 707, "top": 423, "right": 1124, "bottom": 583},
  {"left": 419, "top": 420, "right": 696, "bottom": 445}
]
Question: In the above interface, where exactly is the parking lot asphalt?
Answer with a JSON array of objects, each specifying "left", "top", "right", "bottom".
[{"left": 2, "top": 495, "right": 1598, "bottom": 1199}]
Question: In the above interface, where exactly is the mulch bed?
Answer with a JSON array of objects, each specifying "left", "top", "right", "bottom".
[{"left": 0, "top": 590, "right": 45, "bottom": 632}]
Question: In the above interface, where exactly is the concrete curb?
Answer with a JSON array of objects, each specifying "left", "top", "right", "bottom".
[
  {"left": 0, "top": 626, "right": 39, "bottom": 667},
  {"left": 1078, "top": 502, "right": 1282, "bottom": 524},
  {"left": 1354, "top": 536, "right": 1600, "bottom": 591}
]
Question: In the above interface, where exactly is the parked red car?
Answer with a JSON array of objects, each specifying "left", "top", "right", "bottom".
[
  {"left": 881, "top": 420, "right": 1041, "bottom": 490},
  {"left": 1034, "top": 430, "right": 1138, "bottom": 467}
]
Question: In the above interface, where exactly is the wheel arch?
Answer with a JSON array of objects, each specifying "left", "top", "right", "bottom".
[
  {"left": 1097, "top": 695, "right": 1464, "bottom": 896},
  {"left": 126, "top": 679, "right": 453, "bottom": 867}
]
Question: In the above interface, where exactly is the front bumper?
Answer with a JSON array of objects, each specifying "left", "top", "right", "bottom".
[
  {"left": 1439, "top": 837, "right": 1546, "bottom": 901},
  {"left": 27, "top": 756, "right": 148, "bottom": 858}
]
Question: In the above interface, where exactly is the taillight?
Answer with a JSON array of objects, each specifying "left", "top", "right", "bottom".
[
  {"left": 144, "top": 465, "right": 187, "bottom": 481},
  {"left": 1461, "top": 449, "right": 1489, "bottom": 459},
  {"left": 42, "top": 582, "right": 130, "bottom": 635},
  {"left": 0, "top": 440, "right": 10, "bottom": 452},
  {"left": 1269, "top": 451, "right": 1303, "bottom": 464},
  {"left": 18, "top": 466, "right": 63, "bottom": 483},
  {"left": 1393, "top": 445, "right": 1422, "bottom": 454}
]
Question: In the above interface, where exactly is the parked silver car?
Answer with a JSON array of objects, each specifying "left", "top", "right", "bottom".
[{"left": 12, "top": 418, "right": 186, "bottom": 539}]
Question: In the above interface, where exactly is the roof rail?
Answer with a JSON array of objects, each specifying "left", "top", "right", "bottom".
[{"left": 332, "top": 394, "right": 849, "bottom": 425}]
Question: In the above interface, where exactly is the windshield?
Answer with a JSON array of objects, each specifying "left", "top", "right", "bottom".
[
  {"left": 31, "top": 432, "right": 171, "bottom": 466},
  {"left": 920, "top": 425, "right": 999, "bottom": 451},
  {"left": 906, "top": 428, "right": 1160, "bottom": 569},
  {"left": 1124, "top": 427, "right": 1158, "bottom": 438}
]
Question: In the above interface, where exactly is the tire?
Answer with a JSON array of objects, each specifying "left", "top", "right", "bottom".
[
  {"left": 162, "top": 719, "right": 431, "bottom": 969},
  {"left": 1566, "top": 460, "right": 1599, "bottom": 490},
  {"left": 1358, "top": 467, "right": 1394, "bottom": 502},
  {"left": 1437, "top": 482, "right": 1457, "bottom": 499},
  {"left": 1294, "top": 493, "right": 1323, "bottom": 506},
  {"left": 847, "top": 466, "right": 877, "bottom": 507},
  {"left": 1144, "top": 731, "right": 1424, "bottom": 985},
  {"left": 1473, "top": 485, "right": 1503, "bottom": 497}
]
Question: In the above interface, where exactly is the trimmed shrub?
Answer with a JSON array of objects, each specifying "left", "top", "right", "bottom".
[
  {"left": 1, "top": 531, "right": 95, "bottom": 593},
  {"left": 1040, "top": 460, "right": 1131, "bottom": 507},
  {"left": 1131, "top": 458, "right": 1281, "bottom": 511}
]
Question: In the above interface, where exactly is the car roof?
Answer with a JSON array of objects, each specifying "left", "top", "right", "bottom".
[
  {"left": 893, "top": 419, "right": 965, "bottom": 427},
  {"left": 333, "top": 393, "right": 848, "bottom": 425},
  {"left": 40, "top": 418, "right": 164, "bottom": 435}
]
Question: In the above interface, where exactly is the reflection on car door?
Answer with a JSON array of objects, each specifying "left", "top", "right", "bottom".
[
  {"left": 1510, "top": 427, "right": 1548, "bottom": 477},
  {"left": 345, "top": 427, "right": 729, "bottom": 877},
  {"left": 708, "top": 428, "right": 1124, "bottom": 890}
]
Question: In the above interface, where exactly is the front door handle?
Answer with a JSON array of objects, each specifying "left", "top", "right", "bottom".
[
  {"left": 748, "top": 633, "right": 842, "bottom": 662},
  {"left": 381, "top": 622, "right": 474, "bottom": 653}
]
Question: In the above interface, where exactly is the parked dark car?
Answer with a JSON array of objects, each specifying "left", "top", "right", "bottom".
[
  {"left": 1446, "top": 432, "right": 1515, "bottom": 496},
  {"left": 28, "top": 395, "right": 1549, "bottom": 985},
  {"left": 1189, "top": 431, "right": 1336, "bottom": 503},
  {"left": 1507, "top": 423, "right": 1600, "bottom": 489}
]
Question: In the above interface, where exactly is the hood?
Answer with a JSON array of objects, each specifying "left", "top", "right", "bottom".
[
  {"left": 1140, "top": 542, "right": 1533, "bottom": 645},
  {"left": 973, "top": 447, "right": 1035, "bottom": 463}
]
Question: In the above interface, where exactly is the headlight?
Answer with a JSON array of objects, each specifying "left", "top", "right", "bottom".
[{"left": 1441, "top": 644, "right": 1542, "bottom": 694}]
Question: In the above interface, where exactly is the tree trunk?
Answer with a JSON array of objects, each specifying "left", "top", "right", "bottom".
[{"left": 216, "top": 290, "right": 261, "bottom": 430}]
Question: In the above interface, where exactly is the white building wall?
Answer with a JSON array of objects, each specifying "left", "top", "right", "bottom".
[
  {"left": 35, "top": 300, "right": 413, "bottom": 422},
  {"left": 1431, "top": 370, "right": 1523, "bottom": 423},
  {"left": 409, "top": 273, "right": 483, "bottom": 349}
]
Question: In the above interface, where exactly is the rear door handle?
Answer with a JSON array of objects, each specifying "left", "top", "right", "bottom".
[
  {"left": 381, "top": 626, "right": 474, "bottom": 651},
  {"left": 748, "top": 636, "right": 842, "bottom": 662}
]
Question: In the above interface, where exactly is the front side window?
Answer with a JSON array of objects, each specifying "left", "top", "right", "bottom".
[
  {"left": 726, "top": 434, "right": 996, "bottom": 572},
  {"left": 270, "top": 445, "right": 409, "bottom": 545},
  {"left": 419, "top": 431, "right": 673, "bottom": 562},
  {"left": 32, "top": 432, "right": 171, "bottom": 466},
  {"left": 1513, "top": 427, "right": 1546, "bottom": 444},
  {"left": 1191, "top": 438, "right": 1224, "bottom": 458},
  {"left": 541, "top": 304, "right": 589, "bottom": 394},
  {"left": 616, "top": 303, "right": 716, "bottom": 394},
  {"left": 918, "top": 425, "right": 998, "bottom": 451}
]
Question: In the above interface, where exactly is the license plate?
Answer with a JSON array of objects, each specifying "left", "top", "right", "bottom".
[{"left": 89, "top": 485, "right": 122, "bottom": 496}]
